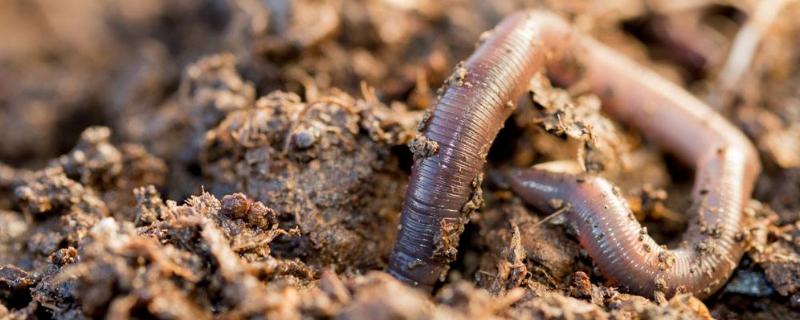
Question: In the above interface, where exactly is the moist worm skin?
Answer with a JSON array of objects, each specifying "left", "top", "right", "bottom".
[
  {"left": 388, "top": 10, "right": 761, "bottom": 298},
  {"left": 388, "top": 12, "right": 562, "bottom": 290}
]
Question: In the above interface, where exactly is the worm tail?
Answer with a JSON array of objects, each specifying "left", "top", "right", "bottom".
[{"left": 508, "top": 151, "right": 753, "bottom": 299}]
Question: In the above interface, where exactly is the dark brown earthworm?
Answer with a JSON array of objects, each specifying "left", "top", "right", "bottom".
[
  {"left": 388, "top": 10, "right": 760, "bottom": 298},
  {"left": 388, "top": 11, "right": 562, "bottom": 290}
]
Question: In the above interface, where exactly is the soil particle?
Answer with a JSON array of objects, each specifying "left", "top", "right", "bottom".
[
  {"left": 12, "top": 168, "right": 108, "bottom": 268},
  {"left": 657, "top": 251, "right": 676, "bottom": 271},
  {"left": 55, "top": 127, "right": 168, "bottom": 220},
  {"left": 511, "top": 293, "right": 608, "bottom": 320},
  {"left": 14, "top": 168, "right": 105, "bottom": 218},
  {"left": 476, "top": 201, "right": 583, "bottom": 291},
  {"left": 182, "top": 53, "right": 256, "bottom": 117},
  {"left": 765, "top": 169, "right": 800, "bottom": 223},
  {"left": 524, "top": 74, "right": 627, "bottom": 174},
  {"left": 133, "top": 185, "right": 171, "bottom": 226},
  {"left": 627, "top": 184, "right": 685, "bottom": 226},
  {"left": 202, "top": 80, "right": 414, "bottom": 270},
  {"left": 418, "top": 109, "right": 433, "bottom": 131},
  {"left": 67, "top": 218, "right": 208, "bottom": 318},
  {"left": 56, "top": 127, "right": 123, "bottom": 187},
  {"left": 608, "top": 293, "right": 713, "bottom": 320},
  {"left": 462, "top": 174, "right": 485, "bottom": 216},
  {"left": 0, "top": 265, "right": 35, "bottom": 299},
  {"left": 761, "top": 241, "right": 800, "bottom": 296},
  {"left": 337, "top": 272, "right": 441, "bottom": 319},
  {"left": 481, "top": 222, "right": 529, "bottom": 294},
  {"left": 433, "top": 218, "right": 466, "bottom": 265},
  {"left": 453, "top": 62, "right": 470, "bottom": 87},
  {"left": 435, "top": 280, "right": 524, "bottom": 318},
  {"left": 44, "top": 189, "right": 315, "bottom": 318},
  {"left": 220, "top": 193, "right": 280, "bottom": 229},
  {"left": 408, "top": 134, "right": 439, "bottom": 161},
  {"left": 569, "top": 271, "right": 593, "bottom": 300},
  {"left": 501, "top": 224, "right": 528, "bottom": 289}
]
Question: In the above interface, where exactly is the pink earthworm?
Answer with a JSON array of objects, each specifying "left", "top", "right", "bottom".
[{"left": 388, "top": 10, "right": 760, "bottom": 298}]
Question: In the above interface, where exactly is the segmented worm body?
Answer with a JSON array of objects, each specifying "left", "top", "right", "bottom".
[{"left": 388, "top": 10, "right": 760, "bottom": 298}]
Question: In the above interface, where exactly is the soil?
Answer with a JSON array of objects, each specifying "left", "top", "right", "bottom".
[{"left": 1, "top": 0, "right": 800, "bottom": 319}]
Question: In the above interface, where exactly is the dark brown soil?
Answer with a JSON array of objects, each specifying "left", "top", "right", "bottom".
[{"left": 2, "top": 0, "right": 800, "bottom": 319}]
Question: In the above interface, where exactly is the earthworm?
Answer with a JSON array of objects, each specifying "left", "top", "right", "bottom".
[{"left": 388, "top": 10, "right": 760, "bottom": 299}]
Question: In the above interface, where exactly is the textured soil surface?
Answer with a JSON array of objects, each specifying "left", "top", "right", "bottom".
[{"left": 2, "top": 0, "right": 800, "bottom": 319}]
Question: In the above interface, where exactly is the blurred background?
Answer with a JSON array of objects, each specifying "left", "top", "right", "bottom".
[{"left": 2, "top": 0, "right": 789, "bottom": 167}]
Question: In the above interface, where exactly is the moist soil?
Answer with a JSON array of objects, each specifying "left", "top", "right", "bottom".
[{"left": 2, "top": 1, "right": 800, "bottom": 319}]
